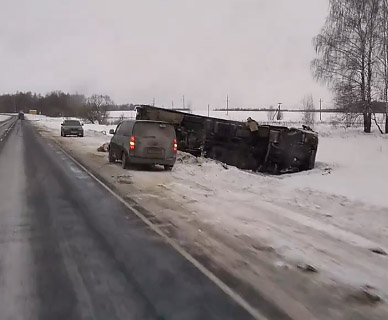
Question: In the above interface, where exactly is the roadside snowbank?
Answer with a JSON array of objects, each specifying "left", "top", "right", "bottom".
[
  {"left": 0, "top": 114, "right": 11, "bottom": 122},
  {"left": 28, "top": 114, "right": 388, "bottom": 209},
  {"left": 26, "top": 114, "right": 116, "bottom": 152},
  {"left": 283, "top": 126, "right": 388, "bottom": 207},
  {"left": 169, "top": 145, "right": 388, "bottom": 293}
]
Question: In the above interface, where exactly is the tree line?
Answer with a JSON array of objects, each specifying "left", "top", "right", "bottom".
[
  {"left": 313, "top": 0, "right": 388, "bottom": 133},
  {"left": 0, "top": 91, "right": 135, "bottom": 124}
]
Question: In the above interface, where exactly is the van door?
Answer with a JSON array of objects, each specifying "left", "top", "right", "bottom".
[
  {"left": 133, "top": 122, "right": 176, "bottom": 159},
  {"left": 112, "top": 122, "right": 129, "bottom": 158},
  {"left": 110, "top": 123, "right": 121, "bottom": 157}
]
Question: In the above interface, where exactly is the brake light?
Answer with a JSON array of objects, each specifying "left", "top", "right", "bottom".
[
  {"left": 173, "top": 138, "right": 178, "bottom": 152},
  {"left": 130, "top": 136, "right": 135, "bottom": 150}
]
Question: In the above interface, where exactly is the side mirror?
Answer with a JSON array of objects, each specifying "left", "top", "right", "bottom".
[
  {"left": 61, "top": 123, "right": 64, "bottom": 126},
  {"left": 82, "top": 123, "right": 84, "bottom": 126},
  {"left": 109, "top": 129, "right": 115, "bottom": 135}
]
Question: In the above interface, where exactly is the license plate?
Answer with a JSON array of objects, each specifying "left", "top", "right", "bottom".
[{"left": 147, "top": 147, "right": 162, "bottom": 154}]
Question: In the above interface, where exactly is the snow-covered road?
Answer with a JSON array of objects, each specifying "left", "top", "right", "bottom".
[{"left": 29, "top": 114, "right": 388, "bottom": 319}]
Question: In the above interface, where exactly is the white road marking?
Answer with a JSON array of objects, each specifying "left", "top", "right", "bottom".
[{"left": 54, "top": 142, "right": 269, "bottom": 320}]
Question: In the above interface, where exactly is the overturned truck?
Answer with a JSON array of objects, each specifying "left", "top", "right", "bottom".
[{"left": 136, "top": 105, "right": 318, "bottom": 174}]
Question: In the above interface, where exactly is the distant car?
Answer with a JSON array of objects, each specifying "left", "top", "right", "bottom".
[
  {"left": 18, "top": 111, "right": 24, "bottom": 120},
  {"left": 61, "top": 120, "right": 84, "bottom": 137},
  {"left": 108, "top": 120, "right": 177, "bottom": 170}
]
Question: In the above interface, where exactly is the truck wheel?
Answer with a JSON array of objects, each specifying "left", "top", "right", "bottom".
[{"left": 164, "top": 165, "right": 173, "bottom": 171}]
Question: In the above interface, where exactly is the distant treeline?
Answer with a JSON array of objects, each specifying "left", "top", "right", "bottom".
[{"left": 0, "top": 91, "right": 135, "bottom": 117}]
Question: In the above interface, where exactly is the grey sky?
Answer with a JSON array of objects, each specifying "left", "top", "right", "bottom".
[{"left": 0, "top": 0, "right": 331, "bottom": 109}]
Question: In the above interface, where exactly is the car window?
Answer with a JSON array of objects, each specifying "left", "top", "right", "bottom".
[
  {"left": 64, "top": 120, "right": 81, "bottom": 126},
  {"left": 124, "top": 122, "right": 134, "bottom": 137},
  {"left": 134, "top": 122, "right": 175, "bottom": 139},
  {"left": 116, "top": 122, "right": 132, "bottom": 136},
  {"left": 115, "top": 123, "right": 122, "bottom": 135}
]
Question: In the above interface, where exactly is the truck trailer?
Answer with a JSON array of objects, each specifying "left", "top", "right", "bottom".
[{"left": 135, "top": 105, "right": 318, "bottom": 174}]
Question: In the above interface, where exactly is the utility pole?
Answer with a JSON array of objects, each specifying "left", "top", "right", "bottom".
[
  {"left": 319, "top": 99, "right": 322, "bottom": 121},
  {"left": 275, "top": 102, "right": 282, "bottom": 120},
  {"left": 208, "top": 104, "right": 210, "bottom": 117},
  {"left": 226, "top": 95, "right": 229, "bottom": 115},
  {"left": 172, "top": 100, "right": 174, "bottom": 110},
  {"left": 152, "top": 97, "right": 155, "bottom": 107},
  {"left": 182, "top": 95, "right": 185, "bottom": 109}
]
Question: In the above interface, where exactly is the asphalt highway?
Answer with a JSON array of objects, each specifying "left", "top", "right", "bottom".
[{"left": 0, "top": 119, "right": 259, "bottom": 320}]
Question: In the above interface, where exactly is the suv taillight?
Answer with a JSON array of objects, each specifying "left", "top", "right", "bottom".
[
  {"left": 173, "top": 138, "right": 178, "bottom": 152},
  {"left": 130, "top": 136, "right": 135, "bottom": 150}
]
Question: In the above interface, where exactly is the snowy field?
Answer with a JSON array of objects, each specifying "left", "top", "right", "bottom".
[
  {"left": 107, "top": 109, "right": 387, "bottom": 126},
  {"left": 106, "top": 109, "right": 335, "bottom": 124},
  {"left": 28, "top": 113, "right": 388, "bottom": 308}
]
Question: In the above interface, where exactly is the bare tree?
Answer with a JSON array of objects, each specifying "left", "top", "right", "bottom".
[
  {"left": 376, "top": 0, "right": 388, "bottom": 133},
  {"left": 334, "top": 79, "right": 364, "bottom": 127},
  {"left": 81, "top": 94, "right": 113, "bottom": 124},
  {"left": 312, "top": 0, "right": 381, "bottom": 133},
  {"left": 302, "top": 95, "right": 316, "bottom": 126}
]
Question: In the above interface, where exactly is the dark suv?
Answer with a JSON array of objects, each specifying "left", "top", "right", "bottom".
[
  {"left": 61, "top": 120, "right": 84, "bottom": 137},
  {"left": 109, "top": 120, "right": 177, "bottom": 170}
]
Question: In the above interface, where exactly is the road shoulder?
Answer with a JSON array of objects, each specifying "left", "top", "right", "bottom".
[{"left": 34, "top": 125, "right": 388, "bottom": 320}]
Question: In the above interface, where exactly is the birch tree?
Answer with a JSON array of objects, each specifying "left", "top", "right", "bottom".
[
  {"left": 312, "top": 0, "right": 381, "bottom": 133},
  {"left": 376, "top": 0, "right": 388, "bottom": 133}
]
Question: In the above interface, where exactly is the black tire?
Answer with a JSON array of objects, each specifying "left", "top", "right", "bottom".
[
  {"left": 79, "top": 133, "right": 84, "bottom": 137},
  {"left": 60, "top": 131, "right": 63, "bottom": 137},
  {"left": 164, "top": 165, "right": 173, "bottom": 171},
  {"left": 108, "top": 148, "right": 115, "bottom": 163},
  {"left": 121, "top": 152, "right": 129, "bottom": 169}
]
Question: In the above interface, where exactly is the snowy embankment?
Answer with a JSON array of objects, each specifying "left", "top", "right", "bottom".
[
  {"left": 27, "top": 114, "right": 116, "bottom": 153},
  {"left": 0, "top": 114, "right": 11, "bottom": 122},
  {"left": 29, "top": 114, "right": 388, "bottom": 302}
]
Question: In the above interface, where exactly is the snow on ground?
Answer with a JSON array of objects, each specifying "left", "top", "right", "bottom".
[
  {"left": 107, "top": 110, "right": 136, "bottom": 121},
  {"left": 27, "top": 114, "right": 116, "bottom": 151},
  {"left": 29, "top": 114, "right": 388, "bottom": 300},
  {"left": 0, "top": 114, "right": 11, "bottom": 122},
  {"left": 169, "top": 146, "right": 388, "bottom": 294},
  {"left": 286, "top": 127, "right": 388, "bottom": 207}
]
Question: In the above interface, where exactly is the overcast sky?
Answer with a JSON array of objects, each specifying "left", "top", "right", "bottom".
[{"left": 0, "top": 0, "right": 331, "bottom": 109}]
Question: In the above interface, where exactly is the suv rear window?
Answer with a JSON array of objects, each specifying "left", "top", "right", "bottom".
[
  {"left": 134, "top": 122, "right": 175, "bottom": 139},
  {"left": 64, "top": 120, "right": 81, "bottom": 126}
]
